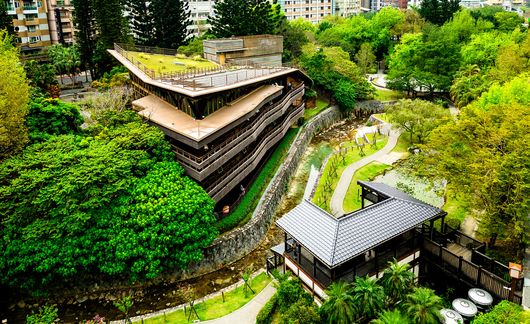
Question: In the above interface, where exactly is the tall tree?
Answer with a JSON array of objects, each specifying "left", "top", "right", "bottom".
[
  {"left": 372, "top": 310, "right": 411, "bottom": 324},
  {"left": 72, "top": 0, "right": 96, "bottom": 78},
  {"left": 208, "top": 0, "right": 279, "bottom": 38},
  {"left": 418, "top": 0, "right": 460, "bottom": 25},
  {"left": 151, "top": 0, "right": 190, "bottom": 48},
  {"left": 351, "top": 276, "right": 385, "bottom": 321},
  {"left": 379, "top": 261, "right": 415, "bottom": 305},
  {"left": 0, "top": 30, "right": 29, "bottom": 160},
  {"left": 125, "top": 0, "right": 154, "bottom": 46},
  {"left": 355, "top": 43, "right": 376, "bottom": 75}
]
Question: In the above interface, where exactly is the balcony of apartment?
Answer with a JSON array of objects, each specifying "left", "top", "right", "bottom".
[
  {"left": 6, "top": 3, "right": 16, "bottom": 14},
  {"left": 171, "top": 83, "right": 304, "bottom": 179},
  {"left": 27, "top": 30, "right": 42, "bottom": 37},
  {"left": 22, "top": 1, "right": 39, "bottom": 13},
  {"left": 204, "top": 102, "right": 304, "bottom": 201}
]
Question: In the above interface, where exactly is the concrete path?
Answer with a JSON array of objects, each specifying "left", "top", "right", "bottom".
[
  {"left": 330, "top": 129, "right": 401, "bottom": 216},
  {"left": 202, "top": 282, "right": 277, "bottom": 324}
]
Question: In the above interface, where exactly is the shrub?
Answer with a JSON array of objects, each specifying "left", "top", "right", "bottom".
[
  {"left": 176, "top": 53, "right": 187, "bottom": 59},
  {"left": 276, "top": 278, "right": 312, "bottom": 312},
  {"left": 281, "top": 298, "right": 320, "bottom": 324},
  {"left": 256, "top": 293, "right": 278, "bottom": 324},
  {"left": 472, "top": 301, "right": 523, "bottom": 324}
]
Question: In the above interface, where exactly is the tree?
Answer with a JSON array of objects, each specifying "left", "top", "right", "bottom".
[
  {"left": 320, "top": 281, "right": 356, "bottom": 324},
  {"left": 0, "top": 1, "right": 13, "bottom": 35},
  {"left": 281, "top": 299, "right": 321, "bottom": 324},
  {"left": 72, "top": 0, "right": 96, "bottom": 78},
  {"left": 26, "top": 98, "right": 84, "bottom": 143},
  {"left": 450, "top": 64, "right": 490, "bottom": 108},
  {"left": 125, "top": 0, "right": 154, "bottom": 46},
  {"left": 372, "top": 309, "right": 411, "bottom": 324},
  {"left": 351, "top": 276, "right": 385, "bottom": 321},
  {"left": 281, "top": 19, "right": 310, "bottom": 62},
  {"left": 386, "top": 99, "right": 450, "bottom": 144},
  {"left": 418, "top": 0, "right": 460, "bottom": 25},
  {"left": 114, "top": 295, "right": 133, "bottom": 323},
  {"left": 208, "top": 0, "right": 279, "bottom": 38},
  {"left": 0, "top": 30, "right": 29, "bottom": 160},
  {"left": 473, "top": 300, "right": 523, "bottom": 324},
  {"left": 275, "top": 277, "right": 312, "bottom": 312},
  {"left": 379, "top": 260, "right": 415, "bottom": 305},
  {"left": 494, "top": 11, "right": 524, "bottom": 32},
  {"left": 418, "top": 74, "right": 530, "bottom": 252},
  {"left": 355, "top": 43, "right": 376, "bottom": 75},
  {"left": 151, "top": 0, "right": 190, "bottom": 48},
  {"left": 386, "top": 33, "right": 423, "bottom": 95},
  {"left": 48, "top": 44, "right": 81, "bottom": 85},
  {"left": 333, "top": 79, "right": 357, "bottom": 111},
  {"left": 0, "top": 111, "right": 217, "bottom": 293},
  {"left": 24, "top": 61, "right": 59, "bottom": 96},
  {"left": 404, "top": 287, "right": 443, "bottom": 324}
]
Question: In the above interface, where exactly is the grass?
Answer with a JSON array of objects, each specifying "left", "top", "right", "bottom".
[
  {"left": 304, "top": 98, "right": 329, "bottom": 120},
  {"left": 312, "top": 136, "right": 389, "bottom": 213},
  {"left": 374, "top": 88, "right": 406, "bottom": 101},
  {"left": 127, "top": 51, "right": 217, "bottom": 75},
  {"left": 215, "top": 128, "right": 300, "bottom": 234},
  {"left": 392, "top": 133, "right": 413, "bottom": 155},
  {"left": 343, "top": 162, "right": 393, "bottom": 213},
  {"left": 372, "top": 113, "right": 388, "bottom": 122},
  {"left": 437, "top": 188, "right": 469, "bottom": 231},
  {"left": 140, "top": 272, "right": 272, "bottom": 324}
]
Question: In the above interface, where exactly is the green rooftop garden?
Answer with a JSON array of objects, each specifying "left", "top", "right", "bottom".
[{"left": 127, "top": 51, "right": 217, "bottom": 75}]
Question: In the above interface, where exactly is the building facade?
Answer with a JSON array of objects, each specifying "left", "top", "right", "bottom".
[
  {"left": 334, "top": 0, "right": 361, "bottom": 16},
  {"left": 5, "top": 0, "right": 52, "bottom": 52},
  {"left": 46, "top": 0, "right": 75, "bottom": 45},
  {"left": 186, "top": 0, "right": 214, "bottom": 36},
  {"left": 277, "top": 0, "right": 334, "bottom": 23},
  {"left": 109, "top": 37, "right": 310, "bottom": 204},
  {"left": 203, "top": 35, "right": 283, "bottom": 67}
]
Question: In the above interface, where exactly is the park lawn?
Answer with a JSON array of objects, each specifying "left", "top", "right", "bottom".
[
  {"left": 304, "top": 98, "right": 329, "bottom": 120},
  {"left": 374, "top": 88, "right": 406, "bottom": 101},
  {"left": 127, "top": 51, "right": 217, "bottom": 75},
  {"left": 343, "top": 162, "right": 393, "bottom": 213},
  {"left": 141, "top": 273, "right": 272, "bottom": 324},
  {"left": 372, "top": 113, "right": 388, "bottom": 122},
  {"left": 312, "top": 137, "right": 388, "bottom": 213}
]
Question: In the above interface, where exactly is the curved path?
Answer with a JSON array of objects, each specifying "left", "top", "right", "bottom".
[
  {"left": 202, "top": 282, "right": 276, "bottom": 324},
  {"left": 330, "top": 129, "right": 400, "bottom": 216}
]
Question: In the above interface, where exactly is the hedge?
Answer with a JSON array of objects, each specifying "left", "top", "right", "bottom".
[{"left": 256, "top": 293, "right": 278, "bottom": 324}]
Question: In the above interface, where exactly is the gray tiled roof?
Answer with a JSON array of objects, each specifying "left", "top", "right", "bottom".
[
  {"left": 358, "top": 180, "right": 426, "bottom": 204},
  {"left": 276, "top": 183, "right": 445, "bottom": 268}
]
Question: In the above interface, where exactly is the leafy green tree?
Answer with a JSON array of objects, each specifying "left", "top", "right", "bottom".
[
  {"left": 355, "top": 43, "right": 376, "bottom": 75},
  {"left": 386, "top": 33, "right": 423, "bottom": 95},
  {"left": 26, "top": 305, "right": 58, "bottom": 324},
  {"left": 372, "top": 309, "right": 411, "bottom": 324},
  {"left": 460, "top": 31, "right": 512, "bottom": 69},
  {"left": 24, "top": 61, "right": 58, "bottom": 95},
  {"left": 333, "top": 79, "right": 357, "bottom": 111},
  {"left": 48, "top": 44, "right": 81, "bottom": 85},
  {"left": 178, "top": 34, "right": 214, "bottom": 57},
  {"left": 404, "top": 287, "right": 443, "bottom": 324},
  {"left": 114, "top": 295, "right": 133, "bottom": 323},
  {"left": 386, "top": 99, "right": 449, "bottom": 144},
  {"left": 351, "top": 276, "right": 385, "bottom": 321},
  {"left": 450, "top": 64, "right": 491, "bottom": 108},
  {"left": 275, "top": 276, "right": 312, "bottom": 312},
  {"left": 125, "top": 0, "right": 154, "bottom": 46},
  {"left": 320, "top": 281, "right": 356, "bottom": 324},
  {"left": 419, "top": 74, "right": 530, "bottom": 252},
  {"left": 379, "top": 260, "right": 415, "bottom": 305},
  {"left": 418, "top": 0, "right": 460, "bottom": 25},
  {"left": 470, "top": 6, "right": 504, "bottom": 25},
  {"left": 151, "top": 0, "right": 190, "bottom": 48},
  {"left": 494, "top": 11, "right": 524, "bottom": 32},
  {"left": 208, "top": 0, "right": 280, "bottom": 38},
  {"left": 0, "top": 30, "right": 29, "bottom": 160},
  {"left": 26, "top": 98, "right": 83, "bottom": 142},
  {"left": 281, "top": 19, "right": 310, "bottom": 62},
  {"left": 281, "top": 299, "right": 321, "bottom": 324}
]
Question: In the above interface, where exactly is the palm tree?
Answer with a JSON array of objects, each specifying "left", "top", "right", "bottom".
[
  {"left": 379, "top": 260, "right": 415, "bottom": 305},
  {"left": 352, "top": 276, "right": 385, "bottom": 321},
  {"left": 404, "top": 287, "right": 443, "bottom": 324},
  {"left": 372, "top": 309, "right": 411, "bottom": 324},
  {"left": 320, "top": 281, "right": 356, "bottom": 324}
]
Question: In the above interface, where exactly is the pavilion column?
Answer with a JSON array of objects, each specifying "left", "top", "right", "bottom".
[
  {"left": 429, "top": 219, "right": 435, "bottom": 240},
  {"left": 374, "top": 248, "right": 379, "bottom": 278},
  {"left": 313, "top": 256, "right": 317, "bottom": 278},
  {"left": 440, "top": 215, "right": 446, "bottom": 233},
  {"left": 361, "top": 187, "right": 365, "bottom": 209}
]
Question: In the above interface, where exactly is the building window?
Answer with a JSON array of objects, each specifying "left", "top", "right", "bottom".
[
  {"left": 29, "top": 36, "right": 40, "bottom": 43},
  {"left": 27, "top": 25, "right": 37, "bottom": 32}
]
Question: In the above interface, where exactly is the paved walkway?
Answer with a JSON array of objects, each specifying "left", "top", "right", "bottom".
[
  {"left": 202, "top": 282, "right": 277, "bottom": 324},
  {"left": 330, "top": 129, "right": 401, "bottom": 216}
]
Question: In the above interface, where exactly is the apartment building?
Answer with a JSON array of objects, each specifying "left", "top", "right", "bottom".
[
  {"left": 5, "top": 0, "right": 52, "bottom": 52},
  {"left": 186, "top": 0, "right": 214, "bottom": 36},
  {"left": 335, "top": 0, "right": 361, "bottom": 16},
  {"left": 277, "top": 0, "right": 334, "bottom": 24},
  {"left": 46, "top": 0, "right": 75, "bottom": 45}
]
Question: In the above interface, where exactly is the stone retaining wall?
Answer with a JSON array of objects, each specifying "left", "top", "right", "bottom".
[{"left": 175, "top": 106, "right": 344, "bottom": 280}]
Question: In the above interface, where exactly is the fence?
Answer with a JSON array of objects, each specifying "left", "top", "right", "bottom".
[{"left": 422, "top": 238, "right": 522, "bottom": 305}]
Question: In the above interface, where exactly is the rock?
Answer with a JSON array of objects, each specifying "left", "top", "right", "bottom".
[
  {"left": 166, "top": 303, "right": 171, "bottom": 306},
  {"left": 17, "top": 301, "right": 25, "bottom": 309},
  {"left": 76, "top": 295, "right": 88, "bottom": 303}
]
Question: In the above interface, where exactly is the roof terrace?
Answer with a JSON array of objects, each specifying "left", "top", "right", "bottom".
[{"left": 109, "top": 43, "right": 296, "bottom": 97}]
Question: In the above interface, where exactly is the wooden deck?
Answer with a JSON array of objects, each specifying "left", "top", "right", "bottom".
[{"left": 447, "top": 243, "right": 472, "bottom": 261}]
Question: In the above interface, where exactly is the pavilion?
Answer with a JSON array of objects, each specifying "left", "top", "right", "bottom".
[{"left": 272, "top": 181, "right": 447, "bottom": 298}]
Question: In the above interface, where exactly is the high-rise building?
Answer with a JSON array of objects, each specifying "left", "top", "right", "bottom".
[
  {"left": 5, "top": 0, "right": 52, "bottom": 52},
  {"left": 46, "top": 0, "right": 75, "bottom": 45},
  {"left": 277, "top": 0, "right": 334, "bottom": 24},
  {"left": 186, "top": 0, "right": 215, "bottom": 36},
  {"left": 335, "top": 0, "right": 361, "bottom": 16}
]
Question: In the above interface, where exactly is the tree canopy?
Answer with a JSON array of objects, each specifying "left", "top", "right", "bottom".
[
  {"left": 0, "top": 30, "right": 30, "bottom": 160},
  {"left": 0, "top": 107, "right": 217, "bottom": 293}
]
